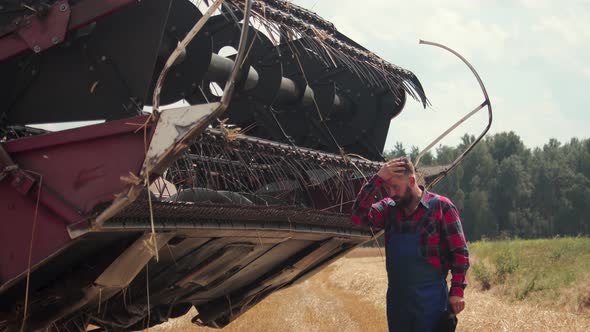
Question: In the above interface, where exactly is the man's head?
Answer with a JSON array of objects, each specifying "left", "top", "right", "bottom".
[{"left": 382, "top": 157, "right": 418, "bottom": 208}]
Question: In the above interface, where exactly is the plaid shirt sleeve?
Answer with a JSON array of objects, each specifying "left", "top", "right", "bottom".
[
  {"left": 440, "top": 199, "right": 470, "bottom": 297},
  {"left": 350, "top": 175, "right": 388, "bottom": 229}
]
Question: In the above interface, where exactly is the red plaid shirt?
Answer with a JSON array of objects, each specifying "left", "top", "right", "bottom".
[{"left": 351, "top": 175, "right": 470, "bottom": 297}]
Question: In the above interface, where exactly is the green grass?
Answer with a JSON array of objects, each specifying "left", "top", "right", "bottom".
[{"left": 469, "top": 237, "right": 590, "bottom": 314}]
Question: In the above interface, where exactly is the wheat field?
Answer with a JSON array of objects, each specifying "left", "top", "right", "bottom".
[{"left": 150, "top": 247, "right": 590, "bottom": 332}]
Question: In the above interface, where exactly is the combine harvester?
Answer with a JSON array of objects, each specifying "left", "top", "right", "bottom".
[{"left": 0, "top": 0, "right": 491, "bottom": 330}]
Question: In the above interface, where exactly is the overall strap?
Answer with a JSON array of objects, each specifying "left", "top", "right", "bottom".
[
  {"left": 414, "top": 195, "right": 440, "bottom": 232},
  {"left": 385, "top": 200, "right": 397, "bottom": 233}
]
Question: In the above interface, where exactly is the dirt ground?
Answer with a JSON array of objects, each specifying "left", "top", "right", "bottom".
[{"left": 152, "top": 251, "right": 590, "bottom": 332}]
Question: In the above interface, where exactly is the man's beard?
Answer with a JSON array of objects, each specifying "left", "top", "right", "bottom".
[{"left": 393, "top": 186, "right": 414, "bottom": 208}]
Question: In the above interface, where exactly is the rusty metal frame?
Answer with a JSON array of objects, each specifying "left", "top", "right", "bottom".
[
  {"left": 0, "top": 0, "right": 137, "bottom": 61},
  {"left": 89, "top": 0, "right": 254, "bottom": 232},
  {"left": 415, "top": 40, "right": 493, "bottom": 189}
]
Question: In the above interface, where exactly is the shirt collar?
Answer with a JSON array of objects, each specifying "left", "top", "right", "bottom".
[{"left": 418, "top": 185, "right": 429, "bottom": 208}]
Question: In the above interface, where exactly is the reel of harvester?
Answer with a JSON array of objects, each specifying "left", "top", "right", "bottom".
[
  {"left": 0, "top": 0, "right": 427, "bottom": 161},
  {"left": 147, "top": 0, "right": 429, "bottom": 161}
]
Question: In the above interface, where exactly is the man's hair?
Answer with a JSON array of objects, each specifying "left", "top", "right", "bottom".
[{"left": 393, "top": 156, "right": 415, "bottom": 176}]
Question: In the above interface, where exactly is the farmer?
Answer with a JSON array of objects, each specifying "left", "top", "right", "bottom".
[{"left": 351, "top": 157, "right": 469, "bottom": 331}]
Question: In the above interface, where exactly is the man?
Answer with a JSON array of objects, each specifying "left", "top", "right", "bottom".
[{"left": 351, "top": 157, "right": 469, "bottom": 331}]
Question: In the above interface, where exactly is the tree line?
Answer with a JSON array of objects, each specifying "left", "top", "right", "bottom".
[{"left": 384, "top": 132, "right": 590, "bottom": 240}]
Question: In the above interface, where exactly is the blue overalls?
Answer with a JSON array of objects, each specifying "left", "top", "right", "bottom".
[{"left": 385, "top": 196, "right": 448, "bottom": 332}]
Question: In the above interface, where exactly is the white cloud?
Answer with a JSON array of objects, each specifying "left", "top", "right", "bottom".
[
  {"left": 316, "top": 0, "right": 511, "bottom": 67},
  {"left": 491, "top": 90, "right": 574, "bottom": 147},
  {"left": 387, "top": 76, "right": 491, "bottom": 151},
  {"left": 521, "top": 4, "right": 590, "bottom": 72},
  {"left": 293, "top": 0, "right": 589, "bottom": 151}
]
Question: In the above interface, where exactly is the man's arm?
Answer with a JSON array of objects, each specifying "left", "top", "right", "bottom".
[
  {"left": 440, "top": 200, "right": 470, "bottom": 313},
  {"left": 351, "top": 159, "right": 406, "bottom": 228},
  {"left": 351, "top": 175, "right": 388, "bottom": 229}
]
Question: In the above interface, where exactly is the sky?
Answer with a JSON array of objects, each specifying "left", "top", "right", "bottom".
[{"left": 293, "top": 0, "right": 590, "bottom": 151}]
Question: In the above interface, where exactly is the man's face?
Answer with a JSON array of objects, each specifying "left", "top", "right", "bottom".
[{"left": 383, "top": 176, "right": 414, "bottom": 208}]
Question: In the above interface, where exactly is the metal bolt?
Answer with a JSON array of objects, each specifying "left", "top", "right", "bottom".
[
  {"left": 59, "top": 3, "right": 68, "bottom": 12},
  {"left": 51, "top": 36, "right": 60, "bottom": 44},
  {"left": 101, "top": 55, "right": 106, "bottom": 61},
  {"left": 33, "top": 45, "right": 41, "bottom": 53}
]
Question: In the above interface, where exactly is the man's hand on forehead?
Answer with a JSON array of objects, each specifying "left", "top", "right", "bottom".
[{"left": 377, "top": 159, "right": 407, "bottom": 182}]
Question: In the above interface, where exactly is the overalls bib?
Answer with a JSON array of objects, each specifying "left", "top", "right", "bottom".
[{"left": 385, "top": 196, "right": 448, "bottom": 332}]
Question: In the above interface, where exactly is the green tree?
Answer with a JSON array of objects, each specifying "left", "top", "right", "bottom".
[
  {"left": 492, "top": 155, "right": 532, "bottom": 234},
  {"left": 487, "top": 132, "right": 527, "bottom": 163},
  {"left": 380, "top": 133, "right": 589, "bottom": 239},
  {"left": 383, "top": 141, "right": 407, "bottom": 160},
  {"left": 393, "top": 141, "right": 407, "bottom": 157}
]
